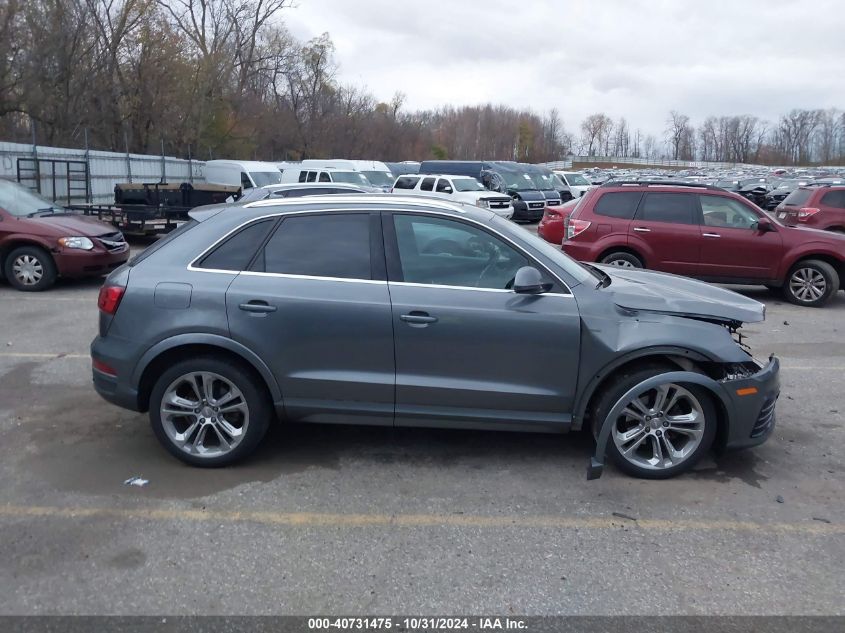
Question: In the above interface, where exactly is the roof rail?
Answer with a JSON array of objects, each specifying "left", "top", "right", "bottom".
[{"left": 601, "top": 180, "right": 720, "bottom": 190}]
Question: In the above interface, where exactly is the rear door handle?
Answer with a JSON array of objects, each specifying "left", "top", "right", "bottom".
[
  {"left": 239, "top": 301, "right": 277, "bottom": 314},
  {"left": 703, "top": 232, "right": 721, "bottom": 238},
  {"left": 400, "top": 311, "right": 438, "bottom": 326},
  {"left": 633, "top": 227, "right": 651, "bottom": 232}
]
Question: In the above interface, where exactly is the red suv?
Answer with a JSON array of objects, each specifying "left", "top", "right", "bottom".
[
  {"left": 563, "top": 181, "right": 845, "bottom": 307},
  {"left": 775, "top": 185, "right": 845, "bottom": 232},
  {"left": 0, "top": 180, "right": 129, "bottom": 291}
]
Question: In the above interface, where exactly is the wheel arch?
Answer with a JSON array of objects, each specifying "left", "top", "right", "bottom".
[
  {"left": 133, "top": 334, "right": 283, "bottom": 412},
  {"left": 780, "top": 249, "right": 845, "bottom": 285},
  {"left": 0, "top": 237, "right": 57, "bottom": 273},
  {"left": 573, "top": 347, "right": 731, "bottom": 442},
  {"left": 596, "top": 245, "right": 645, "bottom": 266}
]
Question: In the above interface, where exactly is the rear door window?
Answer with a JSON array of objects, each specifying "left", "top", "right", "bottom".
[
  {"left": 593, "top": 192, "right": 642, "bottom": 219},
  {"left": 420, "top": 177, "right": 435, "bottom": 192},
  {"left": 256, "top": 213, "right": 371, "bottom": 280},
  {"left": 636, "top": 193, "right": 696, "bottom": 225}
]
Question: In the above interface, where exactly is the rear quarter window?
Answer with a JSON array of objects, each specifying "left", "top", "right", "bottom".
[
  {"left": 820, "top": 190, "right": 845, "bottom": 209},
  {"left": 592, "top": 191, "right": 643, "bottom": 219},
  {"left": 783, "top": 188, "right": 813, "bottom": 206},
  {"left": 394, "top": 176, "right": 420, "bottom": 190},
  {"left": 129, "top": 220, "right": 198, "bottom": 267},
  {"left": 197, "top": 219, "right": 276, "bottom": 271}
]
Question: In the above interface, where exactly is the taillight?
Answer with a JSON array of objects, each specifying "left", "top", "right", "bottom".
[
  {"left": 92, "top": 357, "right": 117, "bottom": 377},
  {"left": 566, "top": 219, "right": 592, "bottom": 240},
  {"left": 98, "top": 285, "right": 125, "bottom": 315},
  {"left": 797, "top": 207, "right": 820, "bottom": 221}
]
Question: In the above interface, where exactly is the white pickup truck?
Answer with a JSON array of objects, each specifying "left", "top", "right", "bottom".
[{"left": 391, "top": 174, "right": 514, "bottom": 219}]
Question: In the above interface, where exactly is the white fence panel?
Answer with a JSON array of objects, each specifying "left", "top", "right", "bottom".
[{"left": 0, "top": 141, "right": 205, "bottom": 204}]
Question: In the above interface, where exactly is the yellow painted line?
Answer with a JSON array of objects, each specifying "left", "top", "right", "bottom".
[
  {"left": 0, "top": 352, "right": 88, "bottom": 359},
  {"left": 0, "top": 504, "right": 841, "bottom": 535}
]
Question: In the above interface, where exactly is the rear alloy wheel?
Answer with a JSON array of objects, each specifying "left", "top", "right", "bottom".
[
  {"left": 4, "top": 245, "right": 57, "bottom": 291},
  {"left": 783, "top": 259, "right": 838, "bottom": 307},
  {"left": 149, "top": 357, "right": 271, "bottom": 466},
  {"left": 600, "top": 251, "right": 643, "bottom": 268},
  {"left": 593, "top": 368, "right": 716, "bottom": 479}
]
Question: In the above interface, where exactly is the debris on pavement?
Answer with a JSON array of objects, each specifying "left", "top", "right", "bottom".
[
  {"left": 776, "top": 495, "right": 785, "bottom": 503},
  {"left": 612, "top": 511, "right": 638, "bottom": 521},
  {"left": 124, "top": 476, "right": 149, "bottom": 487}
]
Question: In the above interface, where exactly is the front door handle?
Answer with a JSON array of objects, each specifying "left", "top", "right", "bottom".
[
  {"left": 239, "top": 300, "right": 277, "bottom": 314},
  {"left": 633, "top": 227, "right": 651, "bottom": 233},
  {"left": 400, "top": 311, "right": 438, "bottom": 326},
  {"left": 703, "top": 232, "right": 721, "bottom": 238}
]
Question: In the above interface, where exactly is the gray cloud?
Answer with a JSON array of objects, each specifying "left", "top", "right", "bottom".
[{"left": 284, "top": 0, "right": 845, "bottom": 135}]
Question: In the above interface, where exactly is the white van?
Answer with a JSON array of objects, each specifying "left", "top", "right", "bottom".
[
  {"left": 300, "top": 159, "right": 394, "bottom": 191},
  {"left": 391, "top": 174, "right": 514, "bottom": 219},
  {"left": 279, "top": 166, "right": 378, "bottom": 191},
  {"left": 553, "top": 171, "right": 593, "bottom": 198},
  {"left": 204, "top": 160, "right": 283, "bottom": 190}
]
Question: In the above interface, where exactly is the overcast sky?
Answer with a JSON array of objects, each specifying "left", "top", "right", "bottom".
[{"left": 284, "top": 0, "right": 844, "bottom": 137}]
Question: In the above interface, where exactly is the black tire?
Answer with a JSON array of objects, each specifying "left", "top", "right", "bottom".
[
  {"left": 600, "top": 251, "right": 644, "bottom": 269},
  {"left": 782, "top": 259, "right": 839, "bottom": 307},
  {"left": 592, "top": 366, "right": 717, "bottom": 479},
  {"left": 148, "top": 356, "right": 272, "bottom": 467},
  {"left": 4, "top": 245, "right": 57, "bottom": 291}
]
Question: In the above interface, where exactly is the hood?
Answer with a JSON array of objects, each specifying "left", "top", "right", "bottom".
[
  {"left": 595, "top": 264, "right": 765, "bottom": 324},
  {"left": 512, "top": 190, "right": 545, "bottom": 201},
  {"left": 20, "top": 213, "right": 117, "bottom": 237}
]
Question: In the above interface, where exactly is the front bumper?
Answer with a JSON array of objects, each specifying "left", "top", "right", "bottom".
[
  {"left": 720, "top": 356, "right": 780, "bottom": 450},
  {"left": 55, "top": 246, "right": 129, "bottom": 278},
  {"left": 512, "top": 201, "right": 545, "bottom": 222}
]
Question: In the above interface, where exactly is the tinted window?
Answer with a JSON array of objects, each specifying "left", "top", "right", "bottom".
[
  {"left": 821, "top": 190, "right": 845, "bottom": 209},
  {"left": 593, "top": 192, "right": 642, "bottom": 219},
  {"left": 420, "top": 177, "right": 435, "bottom": 192},
  {"left": 392, "top": 215, "right": 529, "bottom": 290},
  {"left": 318, "top": 172, "right": 331, "bottom": 183},
  {"left": 699, "top": 195, "right": 759, "bottom": 228},
  {"left": 435, "top": 178, "right": 452, "bottom": 193},
  {"left": 637, "top": 193, "right": 696, "bottom": 224},
  {"left": 198, "top": 219, "right": 274, "bottom": 271},
  {"left": 240, "top": 172, "right": 252, "bottom": 189},
  {"left": 783, "top": 188, "right": 812, "bottom": 206},
  {"left": 306, "top": 171, "right": 317, "bottom": 183},
  {"left": 393, "top": 176, "right": 418, "bottom": 189},
  {"left": 130, "top": 220, "right": 198, "bottom": 267},
  {"left": 259, "top": 214, "right": 371, "bottom": 279},
  {"left": 297, "top": 170, "right": 308, "bottom": 183}
]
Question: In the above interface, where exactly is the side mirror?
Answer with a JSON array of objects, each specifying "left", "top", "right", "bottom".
[
  {"left": 443, "top": 187, "right": 453, "bottom": 194},
  {"left": 756, "top": 217, "right": 774, "bottom": 232},
  {"left": 513, "top": 266, "right": 553, "bottom": 295}
]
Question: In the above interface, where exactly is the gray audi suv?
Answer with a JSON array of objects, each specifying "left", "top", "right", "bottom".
[{"left": 91, "top": 195, "right": 779, "bottom": 479}]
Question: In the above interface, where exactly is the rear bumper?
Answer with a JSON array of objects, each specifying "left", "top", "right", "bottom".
[
  {"left": 722, "top": 356, "right": 780, "bottom": 450},
  {"left": 538, "top": 218, "right": 565, "bottom": 245},
  {"left": 56, "top": 247, "right": 129, "bottom": 278},
  {"left": 90, "top": 335, "right": 142, "bottom": 411},
  {"left": 561, "top": 240, "right": 595, "bottom": 261}
]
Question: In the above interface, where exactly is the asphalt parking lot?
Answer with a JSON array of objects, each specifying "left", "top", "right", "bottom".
[{"left": 0, "top": 228, "right": 843, "bottom": 616}]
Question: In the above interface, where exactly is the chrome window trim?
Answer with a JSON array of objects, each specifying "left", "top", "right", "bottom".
[{"left": 186, "top": 206, "right": 572, "bottom": 294}]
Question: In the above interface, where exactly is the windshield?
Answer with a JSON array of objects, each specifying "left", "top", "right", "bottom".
[
  {"left": 490, "top": 215, "right": 593, "bottom": 286},
  {"left": 531, "top": 173, "right": 558, "bottom": 191},
  {"left": 332, "top": 171, "right": 372, "bottom": 186},
  {"left": 501, "top": 171, "right": 538, "bottom": 191},
  {"left": 453, "top": 177, "right": 485, "bottom": 192},
  {"left": 563, "top": 173, "right": 590, "bottom": 187},
  {"left": 0, "top": 180, "right": 67, "bottom": 217},
  {"left": 361, "top": 171, "right": 393, "bottom": 187},
  {"left": 249, "top": 171, "right": 282, "bottom": 186}
]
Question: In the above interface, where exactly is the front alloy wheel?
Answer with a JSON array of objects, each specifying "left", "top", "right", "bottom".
[{"left": 611, "top": 383, "right": 705, "bottom": 473}]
